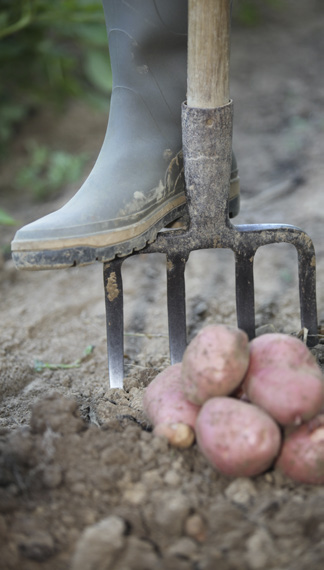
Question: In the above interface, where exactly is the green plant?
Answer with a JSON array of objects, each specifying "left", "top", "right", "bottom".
[
  {"left": 15, "top": 141, "right": 89, "bottom": 200},
  {"left": 234, "top": 0, "right": 283, "bottom": 26},
  {"left": 34, "top": 345, "right": 95, "bottom": 371},
  {"left": 0, "top": 208, "right": 17, "bottom": 225},
  {"left": 0, "top": 1, "right": 112, "bottom": 149}
]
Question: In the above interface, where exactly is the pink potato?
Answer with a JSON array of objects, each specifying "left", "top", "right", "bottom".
[
  {"left": 181, "top": 325, "right": 250, "bottom": 405},
  {"left": 196, "top": 397, "right": 281, "bottom": 477},
  {"left": 245, "top": 333, "right": 320, "bottom": 369},
  {"left": 143, "top": 363, "right": 200, "bottom": 448},
  {"left": 243, "top": 334, "right": 324, "bottom": 426},
  {"left": 276, "top": 414, "right": 324, "bottom": 484}
]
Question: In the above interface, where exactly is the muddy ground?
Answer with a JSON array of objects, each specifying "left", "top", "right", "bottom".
[{"left": 1, "top": 2, "right": 324, "bottom": 569}]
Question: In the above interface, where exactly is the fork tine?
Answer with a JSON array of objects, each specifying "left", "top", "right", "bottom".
[
  {"left": 297, "top": 244, "right": 318, "bottom": 347},
  {"left": 166, "top": 253, "right": 188, "bottom": 364},
  {"left": 103, "top": 258, "right": 125, "bottom": 388},
  {"left": 235, "top": 250, "right": 256, "bottom": 340}
]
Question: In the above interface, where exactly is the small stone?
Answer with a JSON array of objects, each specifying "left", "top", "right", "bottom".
[
  {"left": 167, "top": 537, "right": 198, "bottom": 558},
  {"left": 18, "top": 530, "right": 55, "bottom": 561},
  {"left": 139, "top": 443, "right": 156, "bottom": 463},
  {"left": 172, "top": 457, "right": 184, "bottom": 470},
  {"left": 151, "top": 435, "right": 169, "bottom": 453},
  {"left": 264, "top": 472, "right": 274, "bottom": 484},
  {"left": 194, "top": 301, "right": 208, "bottom": 317},
  {"left": 154, "top": 491, "right": 191, "bottom": 534},
  {"left": 42, "top": 465, "right": 63, "bottom": 489},
  {"left": 71, "top": 516, "right": 126, "bottom": 570},
  {"left": 118, "top": 535, "right": 161, "bottom": 569},
  {"left": 164, "top": 470, "right": 182, "bottom": 486},
  {"left": 272, "top": 469, "right": 286, "bottom": 487},
  {"left": 185, "top": 514, "right": 207, "bottom": 542},
  {"left": 61, "top": 374, "right": 73, "bottom": 388},
  {"left": 82, "top": 510, "right": 97, "bottom": 526},
  {"left": 7, "top": 484, "right": 19, "bottom": 497},
  {"left": 123, "top": 483, "right": 146, "bottom": 505},
  {"left": 142, "top": 469, "right": 161, "bottom": 486},
  {"left": 61, "top": 514, "right": 75, "bottom": 526},
  {"left": 225, "top": 478, "right": 258, "bottom": 506},
  {"left": 71, "top": 483, "right": 89, "bottom": 496},
  {"left": 245, "top": 528, "right": 274, "bottom": 569}
]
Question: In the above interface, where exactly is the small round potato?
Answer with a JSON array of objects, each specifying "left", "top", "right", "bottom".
[
  {"left": 181, "top": 325, "right": 250, "bottom": 405},
  {"left": 276, "top": 414, "right": 324, "bottom": 484},
  {"left": 196, "top": 397, "right": 281, "bottom": 477},
  {"left": 244, "top": 334, "right": 324, "bottom": 426},
  {"left": 143, "top": 363, "right": 200, "bottom": 447}
]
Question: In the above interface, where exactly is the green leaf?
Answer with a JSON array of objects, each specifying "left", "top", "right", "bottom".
[
  {"left": 33, "top": 345, "right": 95, "bottom": 372},
  {"left": 0, "top": 1, "right": 109, "bottom": 149},
  {"left": 0, "top": 208, "right": 17, "bottom": 225},
  {"left": 75, "top": 23, "right": 108, "bottom": 47},
  {"left": 84, "top": 49, "right": 112, "bottom": 94},
  {"left": 15, "top": 142, "right": 88, "bottom": 200},
  {"left": 34, "top": 359, "right": 81, "bottom": 371}
]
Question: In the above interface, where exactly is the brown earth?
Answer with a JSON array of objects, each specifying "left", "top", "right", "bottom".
[{"left": 1, "top": 2, "right": 324, "bottom": 569}]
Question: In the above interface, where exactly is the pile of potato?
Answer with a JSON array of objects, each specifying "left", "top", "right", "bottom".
[{"left": 143, "top": 326, "right": 324, "bottom": 484}]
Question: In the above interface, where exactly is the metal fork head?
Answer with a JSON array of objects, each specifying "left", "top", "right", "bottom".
[{"left": 104, "top": 100, "right": 318, "bottom": 388}]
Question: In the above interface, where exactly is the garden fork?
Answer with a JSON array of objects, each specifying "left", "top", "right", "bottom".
[{"left": 103, "top": 0, "right": 318, "bottom": 388}]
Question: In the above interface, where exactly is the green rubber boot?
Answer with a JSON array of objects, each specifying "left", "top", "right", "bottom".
[{"left": 11, "top": 0, "right": 240, "bottom": 270}]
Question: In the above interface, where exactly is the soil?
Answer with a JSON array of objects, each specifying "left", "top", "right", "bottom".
[{"left": 1, "top": 3, "right": 324, "bottom": 569}]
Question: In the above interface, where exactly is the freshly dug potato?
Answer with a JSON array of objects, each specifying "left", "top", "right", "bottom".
[
  {"left": 243, "top": 334, "right": 324, "bottom": 426},
  {"left": 143, "top": 363, "right": 200, "bottom": 448},
  {"left": 181, "top": 325, "right": 250, "bottom": 405},
  {"left": 276, "top": 414, "right": 324, "bottom": 484},
  {"left": 196, "top": 397, "right": 281, "bottom": 477}
]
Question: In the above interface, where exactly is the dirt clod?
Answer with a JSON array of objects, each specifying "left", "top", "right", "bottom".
[{"left": 71, "top": 516, "right": 126, "bottom": 570}]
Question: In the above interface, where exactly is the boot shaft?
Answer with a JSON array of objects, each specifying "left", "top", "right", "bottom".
[
  {"left": 103, "top": 0, "right": 187, "bottom": 38},
  {"left": 102, "top": 0, "right": 188, "bottom": 135}
]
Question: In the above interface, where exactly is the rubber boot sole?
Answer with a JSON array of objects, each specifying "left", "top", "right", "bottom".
[
  {"left": 11, "top": 192, "right": 240, "bottom": 270},
  {"left": 11, "top": 195, "right": 187, "bottom": 270}
]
